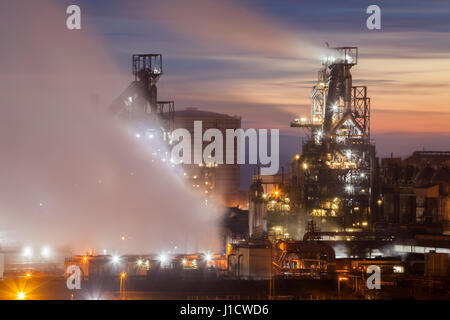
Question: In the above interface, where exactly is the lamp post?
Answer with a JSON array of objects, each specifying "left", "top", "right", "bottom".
[{"left": 120, "top": 272, "right": 126, "bottom": 299}]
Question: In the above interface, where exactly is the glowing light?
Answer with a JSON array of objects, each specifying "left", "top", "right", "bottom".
[
  {"left": 393, "top": 266, "right": 404, "bottom": 273},
  {"left": 345, "top": 185, "right": 353, "bottom": 193},
  {"left": 346, "top": 150, "right": 352, "bottom": 158},
  {"left": 41, "top": 246, "right": 51, "bottom": 258},
  {"left": 295, "top": 154, "right": 300, "bottom": 160},
  {"left": 17, "top": 292, "right": 26, "bottom": 300},
  {"left": 182, "top": 259, "right": 187, "bottom": 265},
  {"left": 205, "top": 254, "right": 212, "bottom": 262},
  {"left": 22, "top": 246, "right": 33, "bottom": 258},
  {"left": 316, "top": 130, "right": 323, "bottom": 138},
  {"left": 112, "top": 255, "right": 120, "bottom": 264},
  {"left": 303, "top": 163, "right": 308, "bottom": 170},
  {"left": 377, "top": 199, "right": 383, "bottom": 205},
  {"left": 158, "top": 254, "right": 167, "bottom": 263},
  {"left": 26, "top": 273, "right": 31, "bottom": 278},
  {"left": 83, "top": 256, "right": 88, "bottom": 263},
  {"left": 137, "top": 259, "right": 143, "bottom": 266},
  {"left": 274, "top": 190, "right": 279, "bottom": 196},
  {"left": 135, "top": 133, "right": 141, "bottom": 139},
  {"left": 128, "top": 96, "right": 133, "bottom": 103},
  {"left": 120, "top": 272, "right": 126, "bottom": 279}
]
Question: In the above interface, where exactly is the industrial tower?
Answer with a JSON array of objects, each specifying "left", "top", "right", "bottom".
[
  {"left": 111, "top": 54, "right": 174, "bottom": 138},
  {"left": 291, "top": 47, "right": 377, "bottom": 232}
]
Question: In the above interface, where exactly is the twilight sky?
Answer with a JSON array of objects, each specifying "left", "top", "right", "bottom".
[{"left": 69, "top": 0, "right": 449, "bottom": 156}]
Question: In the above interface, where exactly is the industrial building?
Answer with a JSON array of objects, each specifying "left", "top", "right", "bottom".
[
  {"left": 379, "top": 151, "right": 450, "bottom": 232},
  {"left": 290, "top": 47, "right": 376, "bottom": 234},
  {"left": 110, "top": 54, "right": 246, "bottom": 208},
  {"left": 173, "top": 108, "right": 246, "bottom": 207}
]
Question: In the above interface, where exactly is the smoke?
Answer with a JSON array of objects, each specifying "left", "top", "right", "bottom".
[
  {"left": 0, "top": 1, "right": 222, "bottom": 255},
  {"left": 131, "top": 0, "right": 326, "bottom": 58}
]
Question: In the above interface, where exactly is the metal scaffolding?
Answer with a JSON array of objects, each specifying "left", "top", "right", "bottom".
[
  {"left": 291, "top": 46, "right": 377, "bottom": 232},
  {"left": 111, "top": 54, "right": 174, "bottom": 136}
]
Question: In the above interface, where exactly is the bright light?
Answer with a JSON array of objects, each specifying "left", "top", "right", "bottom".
[
  {"left": 346, "top": 150, "right": 352, "bottom": 158},
  {"left": 17, "top": 292, "right": 26, "bottom": 300},
  {"left": 112, "top": 255, "right": 120, "bottom": 264},
  {"left": 83, "top": 256, "right": 88, "bottom": 263},
  {"left": 274, "top": 190, "right": 279, "bottom": 196},
  {"left": 303, "top": 163, "right": 308, "bottom": 170},
  {"left": 332, "top": 105, "right": 339, "bottom": 111},
  {"left": 295, "top": 154, "right": 300, "bottom": 160},
  {"left": 26, "top": 273, "right": 31, "bottom": 278},
  {"left": 158, "top": 254, "right": 167, "bottom": 263},
  {"left": 316, "top": 130, "right": 323, "bottom": 138},
  {"left": 41, "top": 246, "right": 51, "bottom": 258},
  {"left": 128, "top": 96, "right": 133, "bottom": 103},
  {"left": 137, "top": 259, "right": 143, "bottom": 266},
  {"left": 345, "top": 185, "right": 353, "bottom": 193},
  {"left": 182, "top": 259, "right": 187, "bottom": 265},
  {"left": 147, "top": 133, "right": 154, "bottom": 139},
  {"left": 135, "top": 133, "right": 141, "bottom": 139},
  {"left": 22, "top": 246, "right": 33, "bottom": 258},
  {"left": 393, "top": 266, "right": 404, "bottom": 273},
  {"left": 205, "top": 254, "right": 212, "bottom": 262},
  {"left": 120, "top": 272, "right": 126, "bottom": 279},
  {"left": 360, "top": 173, "right": 365, "bottom": 178}
]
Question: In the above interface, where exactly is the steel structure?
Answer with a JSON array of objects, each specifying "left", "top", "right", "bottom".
[
  {"left": 291, "top": 47, "right": 376, "bottom": 232},
  {"left": 111, "top": 54, "right": 174, "bottom": 136}
]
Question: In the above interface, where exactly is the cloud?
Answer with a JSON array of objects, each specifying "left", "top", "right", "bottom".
[{"left": 128, "top": 0, "right": 327, "bottom": 58}]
